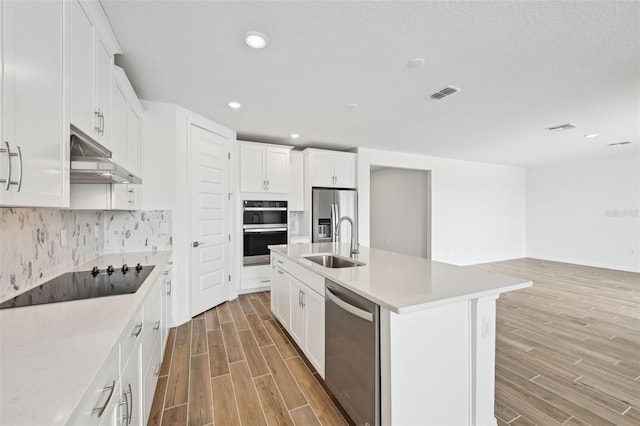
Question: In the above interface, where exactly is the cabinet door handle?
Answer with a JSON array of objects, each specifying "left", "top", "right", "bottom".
[
  {"left": 0, "top": 141, "right": 12, "bottom": 190},
  {"left": 301, "top": 290, "right": 306, "bottom": 308},
  {"left": 154, "top": 320, "right": 161, "bottom": 330},
  {"left": 13, "top": 145, "right": 22, "bottom": 192},
  {"left": 125, "top": 383, "right": 133, "bottom": 425},
  {"left": 277, "top": 270, "right": 284, "bottom": 275},
  {"left": 132, "top": 323, "right": 142, "bottom": 337},
  {"left": 100, "top": 112, "right": 105, "bottom": 135},
  {"left": 94, "top": 110, "right": 102, "bottom": 133},
  {"left": 166, "top": 279, "right": 172, "bottom": 295},
  {"left": 92, "top": 380, "right": 116, "bottom": 418}
]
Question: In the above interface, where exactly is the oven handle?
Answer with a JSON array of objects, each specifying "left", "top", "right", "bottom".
[
  {"left": 243, "top": 224, "right": 288, "bottom": 229},
  {"left": 243, "top": 228, "right": 288, "bottom": 233},
  {"left": 243, "top": 207, "right": 287, "bottom": 211}
]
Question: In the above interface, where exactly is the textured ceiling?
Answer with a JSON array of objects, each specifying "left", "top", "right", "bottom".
[{"left": 101, "top": 1, "right": 639, "bottom": 167}]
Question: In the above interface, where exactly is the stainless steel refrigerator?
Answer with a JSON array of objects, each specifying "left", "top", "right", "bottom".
[{"left": 312, "top": 188, "right": 357, "bottom": 244}]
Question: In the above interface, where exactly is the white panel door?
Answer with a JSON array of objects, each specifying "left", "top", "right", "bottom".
[
  {"left": 190, "top": 124, "right": 230, "bottom": 317},
  {"left": 239, "top": 144, "right": 265, "bottom": 192},
  {"left": 265, "top": 148, "right": 289, "bottom": 193},
  {"left": 289, "top": 277, "right": 305, "bottom": 347},
  {"left": 333, "top": 154, "right": 356, "bottom": 188},
  {"left": 0, "top": 0, "right": 68, "bottom": 207},
  {"left": 304, "top": 288, "right": 325, "bottom": 377},
  {"left": 311, "top": 153, "right": 335, "bottom": 187}
]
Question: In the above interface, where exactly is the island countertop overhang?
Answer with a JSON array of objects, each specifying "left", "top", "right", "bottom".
[{"left": 269, "top": 242, "right": 532, "bottom": 314}]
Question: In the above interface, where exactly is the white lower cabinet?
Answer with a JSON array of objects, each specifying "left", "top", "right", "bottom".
[
  {"left": 273, "top": 265, "right": 290, "bottom": 329},
  {"left": 69, "top": 262, "right": 170, "bottom": 426},
  {"left": 120, "top": 343, "right": 143, "bottom": 426},
  {"left": 289, "top": 277, "right": 305, "bottom": 347},
  {"left": 271, "top": 253, "right": 325, "bottom": 377}
]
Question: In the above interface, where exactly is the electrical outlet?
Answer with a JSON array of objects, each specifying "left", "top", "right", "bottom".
[
  {"left": 60, "top": 229, "right": 67, "bottom": 247},
  {"left": 481, "top": 316, "right": 493, "bottom": 338}
]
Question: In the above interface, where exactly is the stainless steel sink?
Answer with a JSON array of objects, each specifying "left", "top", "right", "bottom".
[{"left": 303, "top": 254, "right": 364, "bottom": 268}]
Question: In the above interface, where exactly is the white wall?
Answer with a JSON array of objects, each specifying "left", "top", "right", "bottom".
[
  {"left": 527, "top": 155, "right": 640, "bottom": 272},
  {"left": 370, "top": 167, "right": 430, "bottom": 258},
  {"left": 358, "top": 148, "right": 526, "bottom": 266}
]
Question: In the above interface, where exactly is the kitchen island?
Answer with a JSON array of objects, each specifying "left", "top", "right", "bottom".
[
  {"left": 270, "top": 243, "right": 531, "bottom": 426},
  {"left": 0, "top": 251, "right": 172, "bottom": 426}
]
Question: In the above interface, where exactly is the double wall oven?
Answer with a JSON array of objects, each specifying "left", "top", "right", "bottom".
[{"left": 243, "top": 200, "right": 288, "bottom": 266}]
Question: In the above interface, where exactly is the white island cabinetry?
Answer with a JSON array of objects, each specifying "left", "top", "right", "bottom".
[
  {"left": 270, "top": 251, "right": 325, "bottom": 376},
  {"left": 270, "top": 243, "right": 531, "bottom": 426}
]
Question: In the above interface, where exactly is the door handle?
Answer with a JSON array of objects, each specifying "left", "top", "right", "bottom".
[
  {"left": 192, "top": 241, "right": 205, "bottom": 247},
  {"left": 0, "top": 141, "right": 12, "bottom": 190}
]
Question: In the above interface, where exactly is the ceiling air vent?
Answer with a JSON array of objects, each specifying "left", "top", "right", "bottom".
[
  {"left": 546, "top": 123, "right": 576, "bottom": 132},
  {"left": 429, "top": 86, "right": 461, "bottom": 100}
]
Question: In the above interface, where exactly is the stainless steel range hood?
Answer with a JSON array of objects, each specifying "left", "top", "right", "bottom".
[{"left": 70, "top": 126, "right": 142, "bottom": 184}]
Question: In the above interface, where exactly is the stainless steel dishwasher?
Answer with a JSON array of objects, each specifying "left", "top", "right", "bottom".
[{"left": 325, "top": 280, "right": 380, "bottom": 426}]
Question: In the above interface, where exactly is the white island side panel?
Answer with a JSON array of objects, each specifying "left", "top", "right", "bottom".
[{"left": 381, "top": 301, "right": 471, "bottom": 426}]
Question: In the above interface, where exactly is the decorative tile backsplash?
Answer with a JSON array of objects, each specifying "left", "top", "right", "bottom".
[
  {"left": 0, "top": 208, "right": 172, "bottom": 301},
  {"left": 103, "top": 210, "right": 172, "bottom": 253}
]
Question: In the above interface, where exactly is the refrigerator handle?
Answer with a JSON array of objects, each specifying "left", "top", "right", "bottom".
[{"left": 331, "top": 204, "right": 338, "bottom": 242}]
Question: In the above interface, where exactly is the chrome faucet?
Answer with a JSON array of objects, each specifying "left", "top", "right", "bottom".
[{"left": 335, "top": 216, "right": 359, "bottom": 256}]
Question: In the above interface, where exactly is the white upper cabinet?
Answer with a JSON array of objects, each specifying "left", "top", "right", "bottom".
[
  {"left": 108, "top": 67, "right": 144, "bottom": 210},
  {"left": 239, "top": 141, "right": 291, "bottom": 193},
  {"left": 71, "top": 66, "right": 143, "bottom": 210},
  {"left": 304, "top": 149, "right": 356, "bottom": 188},
  {"left": 69, "top": 0, "right": 121, "bottom": 151},
  {"left": 0, "top": 0, "right": 69, "bottom": 207}
]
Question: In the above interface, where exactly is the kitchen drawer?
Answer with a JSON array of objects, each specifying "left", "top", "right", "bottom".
[
  {"left": 143, "top": 340, "right": 161, "bottom": 423},
  {"left": 67, "top": 345, "right": 120, "bottom": 426},
  {"left": 120, "top": 306, "right": 143, "bottom": 369},
  {"left": 142, "top": 282, "right": 162, "bottom": 371}
]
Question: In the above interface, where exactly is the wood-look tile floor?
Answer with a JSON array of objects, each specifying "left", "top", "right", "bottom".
[
  {"left": 477, "top": 258, "right": 640, "bottom": 426},
  {"left": 148, "top": 291, "right": 349, "bottom": 426},
  {"left": 151, "top": 259, "right": 639, "bottom": 426}
]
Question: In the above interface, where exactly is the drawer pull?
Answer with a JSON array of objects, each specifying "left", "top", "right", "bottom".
[
  {"left": 260, "top": 279, "right": 270, "bottom": 283},
  {"left": 92, "top": 380, "right": 116, "bottom": 418},
  {"left": 132, "top": 323, "right": 142, "bottom": 337},
  {"left": 153, "top": 320, "right": 161, "bottom": 330}
]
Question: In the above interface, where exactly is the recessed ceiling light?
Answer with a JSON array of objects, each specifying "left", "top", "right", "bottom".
[
  {"left": 546, "top": 123, "right": 576, "bottom": 132},
  {"left": 290, "top": 133, "right": 300, "bottom": 139},
  {"left": 244, "top": 31, "right": 268, "bottom": 49},
  {"left": 122, "top": 181, "right": 129, "bottom": 184},
  {"left": 584, "top": 133, "right": 600, "bottom": 138},
  {"left": 407, "top": 58, "right": 425, "bottom": 68},
  {"left": 345, "top": 103, "right": 358, "bottom": 109},
  {"left": 227, "top": 101, "right": 242, "bottom": 109}
]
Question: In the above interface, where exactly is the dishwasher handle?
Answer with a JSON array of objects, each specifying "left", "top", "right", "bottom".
[{"left": 326, "top": 287, "right": 374, "bottom": 322}]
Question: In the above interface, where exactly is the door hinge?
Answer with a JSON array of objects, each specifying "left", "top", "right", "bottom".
[
  {"left": 228, "top": 152, "right": 231, "bottom": 160},
  {"left": 228, "top": 234, "right": 231, "bottom": 242}
]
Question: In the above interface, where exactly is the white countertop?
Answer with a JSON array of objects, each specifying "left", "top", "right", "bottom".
[
  {"left": 270, "top": 243, "right": 531, "bottom": 314},
  {"left": 0, "top": 251, "right": 172, "bottom": 426}
]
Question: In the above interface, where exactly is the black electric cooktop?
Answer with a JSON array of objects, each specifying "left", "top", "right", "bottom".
[{"left": 0, "top": 264, "right": 155, "bottom": 309}]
